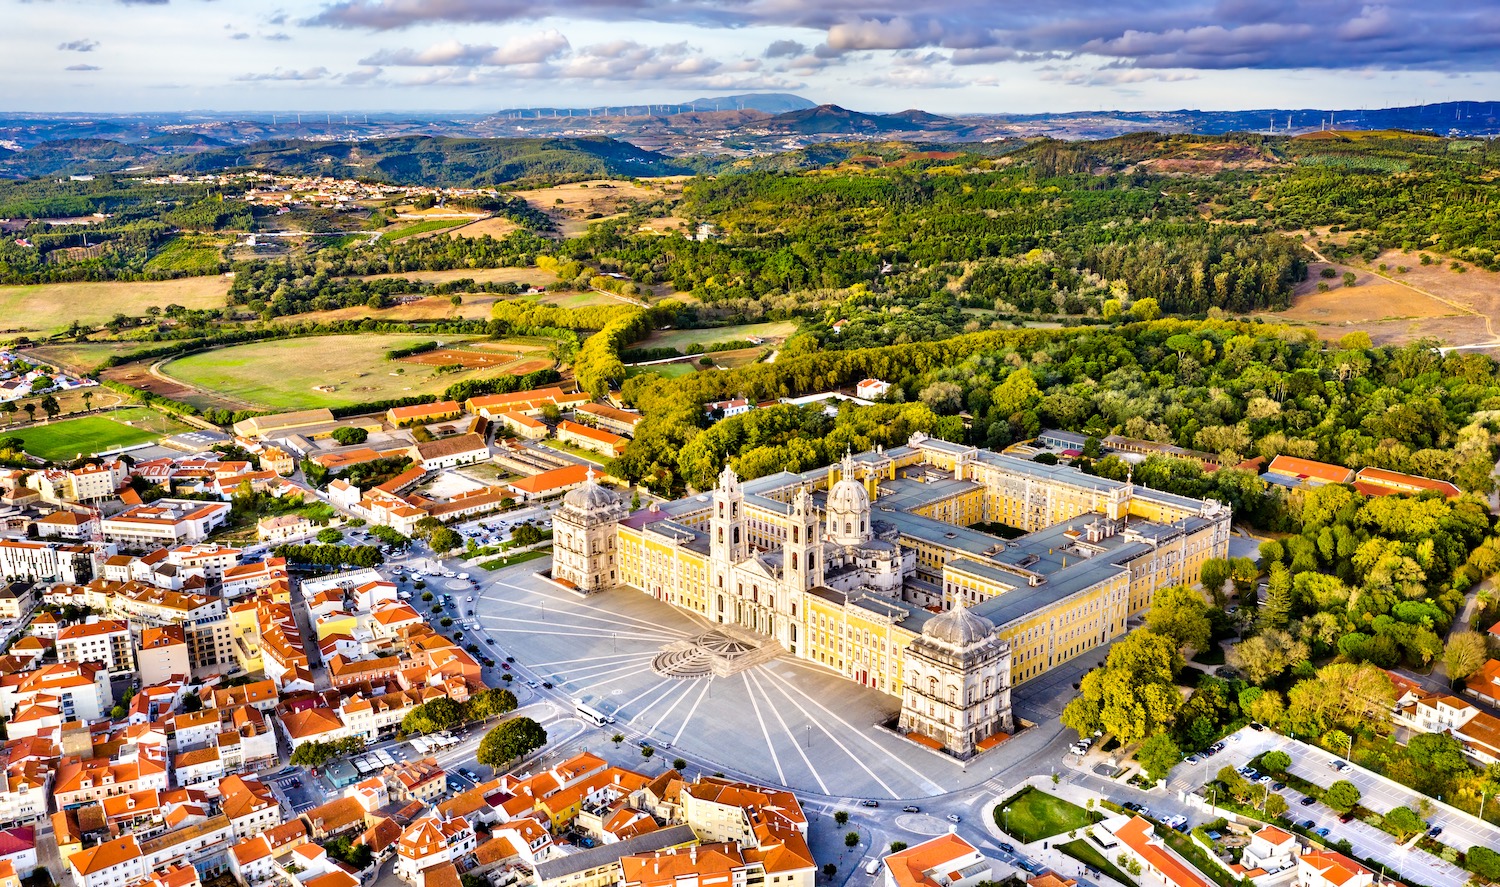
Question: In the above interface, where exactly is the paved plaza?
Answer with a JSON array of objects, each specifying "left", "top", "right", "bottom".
[{"left": 472, "top": 558, "right": 1085, "bottom": 799}]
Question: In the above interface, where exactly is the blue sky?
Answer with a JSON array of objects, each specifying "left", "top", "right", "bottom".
[{"left": 8, "top": 0, "right": 1500, "bottom": 113}]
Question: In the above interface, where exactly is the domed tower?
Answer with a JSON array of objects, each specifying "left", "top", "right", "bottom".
[
  {"left": 826, "top": 452, "right": 871, "bottom": 546},
  {"left": 551, "top": 469, "right": 630, "bottom": 593},
  {"left": 898, "top": 603, "right": 1014, "bottom": 758}
]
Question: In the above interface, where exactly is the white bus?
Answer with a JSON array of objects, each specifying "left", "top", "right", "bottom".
[{"left": 576, "top": 702, "right": 613, "bottom": 727}]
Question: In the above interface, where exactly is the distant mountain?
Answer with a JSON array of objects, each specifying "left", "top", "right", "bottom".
[
  {"left": 156, "top": 135, "right": 698, "bottom": 186},
  {"left": 682, "top": 94, "right": 815, "bottom": 114},
  {"left": 141, "top": 131, "right": 230, "bottom": 149},
  {"left": 762, "top": 104, "right": 913, "bottom": 135},
  {"left": 0, "top": 138, "right": 158, "bottom": 178},
  {"left": 882, "top": 109, "right": 957, "bottom": 127}
]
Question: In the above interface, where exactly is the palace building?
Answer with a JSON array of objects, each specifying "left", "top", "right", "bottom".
[{"left": 551, "top": 433, "right": 1230, "bottom": 758}]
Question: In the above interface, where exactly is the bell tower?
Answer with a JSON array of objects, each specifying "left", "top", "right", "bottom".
[{"left": 785, "top": 486, "right": 823, "bottom": 591}]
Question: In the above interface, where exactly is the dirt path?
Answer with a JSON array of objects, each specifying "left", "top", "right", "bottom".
[{"left": 1303, "top": 240, "right": 1498, "bottom": 341}]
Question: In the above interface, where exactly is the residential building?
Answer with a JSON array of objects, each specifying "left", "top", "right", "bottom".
[
  {"left": 856, "top": 379, "right": 891, "bottom": 400},
  {"left": 388, "top": 402, "right": 463, "bottom": 427},
  {"left": 1351, "top": 467, "right": 1462, "bottom": 499},
  {"left": 101, "top": 500, "right": 231, "bottom": 547},
  {"left": 466, "top": 387, "right": 590, "bottom": 418},
  {"left": 556, "top": 421, "right": 628, "bottom": 458},
  {"left": 1295, "top": 852, "right": 1373, "bottom": 887},
  {"left": 259, "top": 447, "right": 296, "bottom": 476},
  {"left": 1262, "top": 456, "right": 1355, "bottom": 489},
  {"left": 497, "top": 411, "right": 548, "bottom": 440},
  {"left": 56, "top": 619, "right": 135, "bottom": 674},
  {"left": 508, "top": 464, "right": 593, "bottom": 502},
  {"left": 0, "top": 540, "right": 93, "bottom": 584},
  {"left": 36, "top": 511, "right": 98, "bottom": 541},
  {"left": 414, "top": 433, "right": 489, "bottom": 471},
  {"left": 1106, "top": 816, "right": 1214, "bottom": 887},
  {"left": 257, "top": 514, "right": 317, "bottom": 544},
  {"left": 393, "top": 816, "right": 476, "bottom": 883},
  {"left": 574, "top": 403, "right": 642, "bottom": 437},
  {"left": 705, "top": 399, "right": 751, "bottom": 419},
  {"left": 68, "top": 835, "right": 145, "bottom": 887},
  {"left": 881, "top": 834, "right": 988, "bottom": 887}
]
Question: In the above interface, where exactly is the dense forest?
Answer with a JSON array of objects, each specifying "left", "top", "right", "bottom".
[{"left": 610, "top": 321, "right": 1500, "bottom": 510}]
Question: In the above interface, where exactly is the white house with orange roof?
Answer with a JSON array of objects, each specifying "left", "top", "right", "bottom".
[
  {"left": 880, "top": 834, "right": 987, "bottom": 887},
  {"left": 2, "top": 662, "right": 112, "bottom": 722},
  {"left": 1294, "top": 851, "right": 1372, "bottom": 887},
  {"left": 68, "top": 834, "right": 145, "bottom": 887},
  {"left": 1234, "top": 826, "right": 1301, "bottom": 885},
  {"left": 394, "top": 816, "right": 477, "bottom": 883},
  {"left": 101, "top": 500, "right": 231, "bottom": 547},
  {"left": 165, "top": 544, "right": 242, "bottom": 581},
  {"left": 228, "top": 834, "right": 276, "bottom": 886},
  {"left": 35, "top": 511, "right": 97, "bottom": 541}
]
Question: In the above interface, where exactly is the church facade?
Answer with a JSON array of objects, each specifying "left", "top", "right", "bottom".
[{"left": 551, "top": 434, "right": 1230, "bottom": 758}]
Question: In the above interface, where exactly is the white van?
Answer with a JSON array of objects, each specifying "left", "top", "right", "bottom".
[{"left": 864, "top": 860, "right": 882, "bottom": 876}]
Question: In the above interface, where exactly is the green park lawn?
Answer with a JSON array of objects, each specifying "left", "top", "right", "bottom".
[
  {"left": 161, "top": 333, "right": 492, "bottom": 410},
  {"left": 11, "top": 407, "right": 189, "bottom": 460},
  {"left": 994, "top": 787, "right": 1102, "bottom": 843},
  {"left": 1058, "top": 839, "right": 1137, "bottom": 886}
]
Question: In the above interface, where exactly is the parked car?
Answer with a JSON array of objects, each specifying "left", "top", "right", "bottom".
[
  {"left": 1272, "top": 782, "right": 1286, "bottom": 791},
  {"left": 946, "top": 814, "right": 961, "bottom": 823},
  {"left": 1300, "top": 796, "right": 1317, "bottom": 807},
  {"left": 860, "top": 800, "right": 880, "bottom": 808},
  {"left": 1299, "top": 820, "right": 1315, "bottom": 830},
  {"left": 1185, "top": 754, "right": 1201, "bottom": 764},
  {"left": 1428, "top": 826, "right": 1443, "bottom": 837},
  {"left": 1315, "top": 828, "right": 1330, "bottom": 837},
  {"left": 998, "top": 843, "right": 1015, "bottom": 853},
  {"left": 902, "top": 806, "right": 920, "bottom": 813}
]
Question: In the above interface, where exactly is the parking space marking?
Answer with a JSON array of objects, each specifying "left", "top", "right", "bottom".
[
  {"left": 747, "top": 667, "right": 829, "bottom": 794},
  {"left": 742, "top": 671, "right": 788, "bottom": 786}
]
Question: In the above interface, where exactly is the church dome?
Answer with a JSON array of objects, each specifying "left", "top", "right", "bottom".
[
  {"left": 827, "top": 475, "right": 869, "bottom": 515},
  {"left": 563, "top": 471, "right": 621, "bottom": 512},
  {"left": 924, "top": 605, "right": 995, "bottom": 647}
]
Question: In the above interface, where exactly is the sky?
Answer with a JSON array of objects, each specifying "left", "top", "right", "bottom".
[{"left": 7, "top": 0, "right": 1500, "bottom": 114}]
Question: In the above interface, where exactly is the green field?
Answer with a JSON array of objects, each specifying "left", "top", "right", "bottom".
[
  {"left": 1058, "top": 839, "right": 1137, "bottom": 886},
  {"left": 0, "top": 277, "right": 228, "bottom": 336},
  {"left": 144, "top": 235, "right": 226, "bottom": 273},
  {"left": 637, "top": 321, "right": 796, "bottom": 352},
  {"left": 382, "top": 219, "right": 468, "bottom": 241},
  {"left": 161, "top": 333, "right": 498, "bottom": 410},
  {"left": 995, "top": 787, "right": 1102, "bottom": 843},
  {"left": 626, "top": 361, "right": 697, "bottom": 379},
  {"left": 10, "top": 407, "right": 189, "bottom": 460},
  {"left": 31, "top": 341, "right": 150, "bottom": 374}
]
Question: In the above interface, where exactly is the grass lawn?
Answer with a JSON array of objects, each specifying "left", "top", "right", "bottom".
[
  {"left": 11, "top": 407, "right": 189, "bottom": 460},
  {"left": 1056, "top": 840, "right": 1134, "bottom": 887},
  {"left": 637, "top": 321, "right": 796, "bottom": 352},
  {"left": 540, "top": 439, "right": 609, "bottom": 466},
  {"left": 1058, "top": 839, "right": 1136, "bottom": 886},
  {"left": 480, "top": 549, "right": 548, "bottom": 570},
  {"left": 0, "top": 277, "right": 228, "bottom": 336},
  {"left": 161, "top": 333, "right": 499, "bottom": 410},
  {"left": 626, "top": 362, "right": 697, "bottom": 379},
  {"left": 995, "top": 787, "right": 1102, "bottom": 843}
]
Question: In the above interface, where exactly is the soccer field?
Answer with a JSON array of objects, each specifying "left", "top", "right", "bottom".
[{"left": 10, "top": 408, "right": 187, "bottom": 460}]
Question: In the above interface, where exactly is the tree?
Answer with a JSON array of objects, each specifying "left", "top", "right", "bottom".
[
  {"left": 1199, "top": 559, "right": 1232, "bottom": 605},
  {"left": 40, "top": 395, "right": 59, "bottom": 421},
  {"left": 465, "top": 688, "right": 518, "bottom": 721},
  {"left": 672, "top": 757, "right": 687, "bottom": 771},
  {"left": 331, "top": 426, "right": 369, "bottom": 446},
  {"left": 1468, "top": 846, "right": 1500, "bottom": 882},
  {"left": 612, "top": 733, "right": 624, "bottom": 747},
  {"left": 1264, "top": 793, "right": 1288, "bottom": 819},
  {"left": 23, "top": 404, "right": 35, "bottom": 423},
  {"left": 1062, "top": 630, "right": 1183, "bottom": 745},
  {"left": 844, "top": 832, "right": 859, "bottom": 848},
  {"left": 1383, "top": 806, "right": 1423, "bottom": 840},
  {"left": 834, "top": 811, "right": 849, "bottom": 826},
  {"left": 1443, "top": 631, "right": 1489, "bottom": 682},
  {"left": 1324, "top": 780, "right": 1361, "bottom": 813},
  {"left": 1228, "top": 629, "right": 1309, "bottom": 686},
  {"left": 889, "top": 842, "right": 907, "bottom": 853},
  {"left": 413, "top": 517, "right": 442, "bottom": 540},
  {"left": 1259, "top": 562, "right": 1294, "bottom": 629},
  {"left": 1261, "top": 751, "right": 1291, "bottom": 775},
  {"left": 1136, "top": 734, "right": 1182, "bottom": 783},
  {"left": 1407, "top": 732, "right": 1471, "bottom": 781},
  {"left": 1131, "top": 298, "right": 1161, "bottom": 321},
  {"left": 477, "top": 717, "right": 547, "bottom": 767},
  {"left": 81, "top": 391, "right": 93, "bottom": 412},
  {"left": 1146, "top": 585, "right": 1212, "bottom": 656},
  {"left": 291, "top": 736, "right": 365, "bottom": 769},
  {"left": 430, "top": 526, "right": 462, "bottom": 554},
  {"left": 642, "top": 746, "right": 655, "bottom": 761},
  {"left": 511, "top": 522, "right": 545, "bottom": 547},
  {"left": 316, "top": 527, "right": 343, "bottom": 544},
  {"left": 822, "top": 865, "right": 837, "bottom": 879}
]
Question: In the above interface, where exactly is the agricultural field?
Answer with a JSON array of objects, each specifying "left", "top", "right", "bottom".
[
  {"left": 282, "top": 294, "right": 501, "bottom": 326},
  {"left": 143, "top": 235, "right": 227, "bottom": 274},
  {"left": 626, "top": 361, "right": 696, "bottom": 380},
  {"left": 398, "top": 345, "right": 554, "bottom": 376},
  {"left": 0, "top": 276, "right": 229, "bottom": 336},
  {"left": 515, "top": 179, "right": 666, "bottom": 236},
  {"left": 8, "top": 407, "right": 190, "bottom": 461},
  {"left": 382, "top": 219, "right": 469, "bottom": 241},
  {"left": 635, "top": 321, "right": 797, "bottom": 353},
  {"left": 448, "top": 216, "right": 521, "bottom": 240},
  {"left": 159, "top": 333, "right": 503, "bottom": 410},
  {"left": 30, "top": 341, "right": 149, "bottom": 374},
  {"left": 361, "top": 266, "right": 556, "bottom": 288}
]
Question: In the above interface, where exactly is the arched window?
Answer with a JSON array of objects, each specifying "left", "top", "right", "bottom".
[
  {"left": 844, "top": 521, "right": 851, "bottom": 535},
  {"left": 792, "top": 526, "right": 799, "bottom": 543},
  {"left": 791, "top": 552, "right": 798, "bottom": 570}
]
